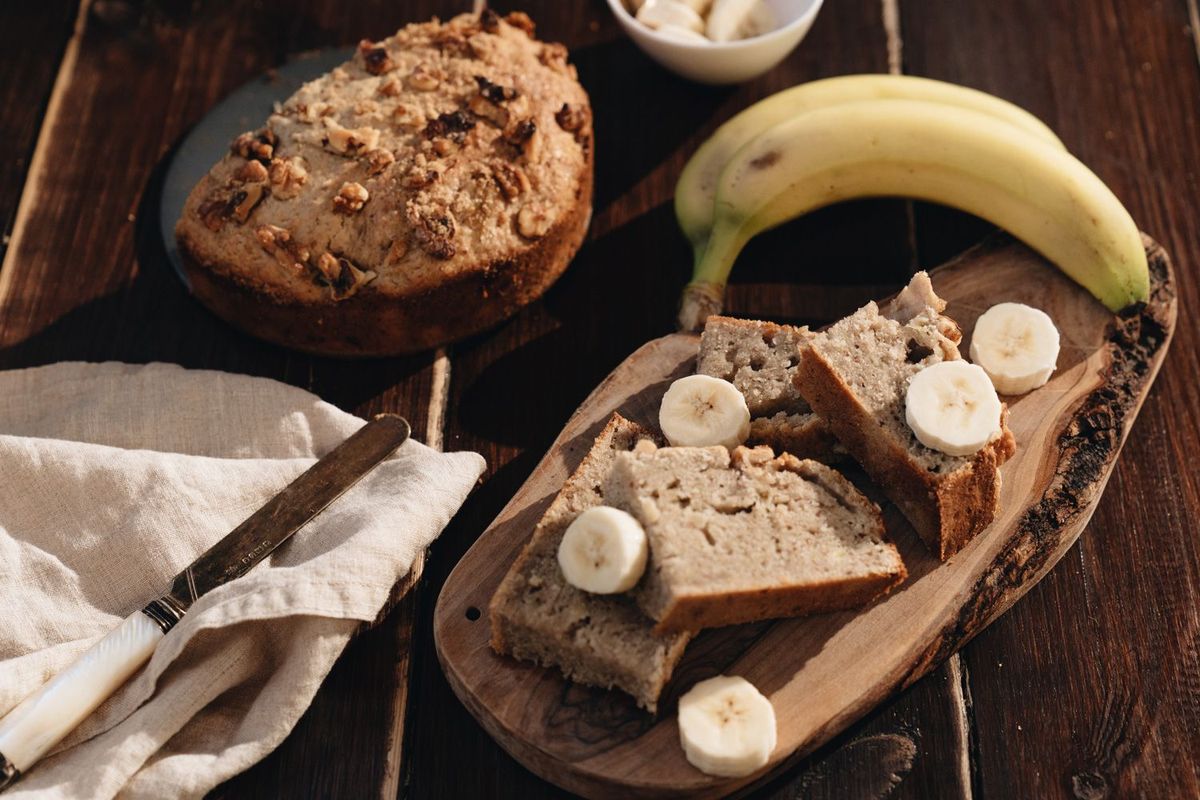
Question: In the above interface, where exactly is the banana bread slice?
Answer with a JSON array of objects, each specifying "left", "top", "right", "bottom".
[
  {"left": 605, "top": 444, "right": 906, "bottom": 633},
  {"left": 489, "top": 414, "right": 690, "bottom": 712},
  {"left": 697, "top": 315, "right": 838, "bottom": 460},
  {"left": 794, "top": 272, "right": 1016, "bottom": 559}
]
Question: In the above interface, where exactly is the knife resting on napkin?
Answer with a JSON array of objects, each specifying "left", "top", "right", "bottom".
[{"left": 0, "top": 413, "right": 410, "bottom": 789}]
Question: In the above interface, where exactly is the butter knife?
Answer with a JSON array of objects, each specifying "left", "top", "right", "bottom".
[{"left": 0, "top": 413, "right": 411, "bottom": 790}]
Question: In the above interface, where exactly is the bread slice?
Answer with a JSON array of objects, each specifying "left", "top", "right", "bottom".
[
  {"left": 794, "top": 272, "right": 1016, "bottom": 559},
  {"left": 488, "top": 414, "right": 690, "bottom": 712},
  {"left": 697, "top": 315, "right": 838, "bottom": 460},
  {"left": 604, "top": 443, "right": 906, "bottom": 633}
]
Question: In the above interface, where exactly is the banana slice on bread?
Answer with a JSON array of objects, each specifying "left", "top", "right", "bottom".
[
  {"left": 659, "top": 374, "right": 751, "bottom": 449},
  {"left": 905, "top": 361, "right": 1003, "bottom": 457},
  {"left": 557, "top": 506, "right": 648, "bottom": 594}
]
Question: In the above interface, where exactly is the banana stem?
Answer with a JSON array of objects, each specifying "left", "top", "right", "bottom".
[{"left": 677, "top": 221, "right": 752, "bottom": 332}]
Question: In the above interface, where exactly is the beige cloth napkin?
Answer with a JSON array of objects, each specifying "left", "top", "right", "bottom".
[{"left": 0, "top": 362, "right": 485, "bottom": 799}]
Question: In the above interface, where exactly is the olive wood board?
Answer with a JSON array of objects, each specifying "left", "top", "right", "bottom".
[{"left": 434, "top": 235, "right": 1177, "bottom": 799}]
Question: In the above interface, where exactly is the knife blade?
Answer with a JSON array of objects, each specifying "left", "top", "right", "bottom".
[{"left": 0, "top": 413, "right": 411, "bottom": 790}]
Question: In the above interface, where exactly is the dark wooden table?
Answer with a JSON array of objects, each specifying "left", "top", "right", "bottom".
[{"left": 2, "top": 1, "right": 1196, "bottom": 797}]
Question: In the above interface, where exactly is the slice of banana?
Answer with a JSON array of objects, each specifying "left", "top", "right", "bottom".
[
  {"left": 705, "top": 0, "right": 764, "bottom": 41},
  {"left": 969, "top": 302, "right": 1060, "bottom": 395},
  {"left": 678, "top": 675, "right": 777, "bottom": 777},
  {"left": 655, "top": 22, "right": 710, "bottom": 43},
  {"left": 905, "top": 361, "right": 1002, "bottom": 457},
  {"left": 557, "top": 506, "right": 648, "bottom": 594},
  {"left": 659, "top": 374, "right": 751, "bottom": 449},
  {"left": 637, "top": 0, "right": 706, "bottom": 34}
]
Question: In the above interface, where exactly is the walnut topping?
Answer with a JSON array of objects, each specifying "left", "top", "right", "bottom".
[
  {"left": 503, "top": 118, "right": 539, "bottom": 161},
  {"left": 555, "top": 103, "right": 587, "bottom": 133},
  {"left": 331, "top": 67, "right": 351, "bottom": 82},
  {"left": 468, "top": 95, "right": 509, "bottom": 128},
  {"left": 321, "top": 118, "right": 381, "bottom": 156},
  {"left": 408, "top": 62, "right": 440, "bottom": 92},
  {"left": 408, "top": 205, "right": 457, "bottom": 259},
  {"left": 231, "top": 183, "right": 266, "bottom": 223},
  {"left": 256, "top": 224, "right": 311, "bottom": 275},
  {"left": 516, "top": 203, "right": 551, "bottom": 239},
  {"left": 233, "top": 159, "right": 269, "bottom": 183},
  {"left": 316, "top": 252, "right": 376, "bottom": 300},
  {"left": 539, "top": 43, "right": 569, "bottom": 72},
  {"left": 474, "top": 75, "right": 518, "bottom": 104},
  {"left": 353, "top": 99, "right": 381, "bottom": 117},
  {"left": 480, "top": 8, "right": 501, "bottom": 33},
  {"left": 385, "top": 237, "right": 409, "bottom": 264},
  {"left": 377, "top": 77, "right": 401, "bottom": 97},
  {"left": 268, "top": 157, "right": 308, "bottom": 199},
  {"left": 491, "top": 160, "right": 530, "bottom": 200},
  {"left": 333, "top": 181, "right": 369, "bottom": 214},
  {"left": 364, "top": 148, "right": 395, "bottom": 176},
  {"left": 231, "top": 128, "right": 276, "bottom": 163},
  {"left": 424, "top": 110, "right": 477, "bottom": 143},
  {"left": 505, "top": 11, "right": 535, "bottom": 37},
  {"left": 358, "top": 40, "right": 394, "bottom": 75},
  {"left": 402, "top": 165, "right": 440, "bottom": 189}
]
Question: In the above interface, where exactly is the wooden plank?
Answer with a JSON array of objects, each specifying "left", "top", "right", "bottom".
[
  {"left": 0, "top": 1, "right": 77, "bottom": 266},
  {"left": 902, "top": 0, "right": 1200, "bottom": 797},
  {"left": 0, "top": 1, "right": 473, "bottom": 798}
]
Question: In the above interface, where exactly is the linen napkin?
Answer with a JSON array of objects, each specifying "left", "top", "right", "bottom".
[{"left": 0, "top": 362, "right": 485, "bottom": 799}]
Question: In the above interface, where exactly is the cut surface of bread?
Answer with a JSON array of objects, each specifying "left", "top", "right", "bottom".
[
  {"left": 176, "top": 11, "right": 593, "bottom": 356},
  {"left": 795, "top": 272, "right": 1016, "bottom": 559},
  {"left": 605, "top": 444, "right": 906, "bottom": 633},
  {"left": 488, "top": 414, "right": 689, "bottom": 712},
  {"left": 697, "top": 315, "right": 837, "bottom": 460}
]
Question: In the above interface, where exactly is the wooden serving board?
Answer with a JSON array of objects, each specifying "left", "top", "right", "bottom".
[{"left": 434, "top": 235, "right": 1176, "bottom": 799}]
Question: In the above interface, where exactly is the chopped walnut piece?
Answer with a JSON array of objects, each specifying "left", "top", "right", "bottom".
[
  {"left": 364, "top": 148, "right": 395, "bottom": 176},
  {"left": 468, "top": 95, "right": 509, "bottom": 128},
  {"left": 424, "top": 110, "right": 476, "bottom": 142},
  {"left": 377, "top": 77, "right": 401, "bottom": 97},
  {"left": 408, "top": 205, "right": 457, "bottom": 259},
  {"left": 402, "top": 165, "right": 440, "bottom": 189},
  {"left": 333, "top": 181, "right": 369, "bottom": 214},
  {"left": 358, "top": 40, "right": 394, "bottom": 75},
  {"left": 268, "top": 156, "right": 308, "bottom": 199},
  {"left": 321, "top": 118, "right": 381, "bottom": 156},
  {"left": 316, "top": 252, "right": 376, "bottom": 300},
  {"left": 230, "top": 183, "right": 266, "bottom": 223},
  {"left": 503, "top": 118, "right": 539, "bottom": 161},
  {"left": 353, "top": 99, "right": 381, "bottom": 117},
  {"left": 555, "top": 102, "right": 587, "bottom": 133},
  {"left": 491, "top": 161, "right": 530, "bottom": 200},
  {"left": 538, "top": 43, "right": 569, "bottom": 72},
  {"left": 197, "top": 197, "right": 228, "bottom": 232},
  {"left": 517, "top": 203, "right": 552, "bottom": 239},
  {"left": 231, "top": 128, "right": 276, "bottom": 162},
  {"left": 505, "top": 11, "right": 535, "bottom": 36},
  {"left": 385, "top": 237, "right": 409, "bottom": 264},
  {"left": 433, "top": 28, "right": 470, "bottom": 55},
  {"left": 234, "top": 159, "right": 269, "bottom": 183},
  {"left": 408, "top": 62, "right": 440, "bottom": 91},
  {"left": 255, "top": 224, "right": 310, "bottom": 275},
  {"left": 480, "top": 8, "right": 501, "bottom": 33}
]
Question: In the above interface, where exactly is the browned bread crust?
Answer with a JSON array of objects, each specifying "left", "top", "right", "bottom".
[{"left": 177, "top": 164, "right": 590, "bottom": 356}]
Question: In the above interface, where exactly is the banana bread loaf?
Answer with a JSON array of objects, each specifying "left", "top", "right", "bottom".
[
  {"left": 176, "top": 11, "right": 593, "bottom": 356},
  {"left": 604, "top": 443, "right": 906, "bottom": 633},
  {"left": 794, "top": 272, "right": 1016, "bottom": 559},
  {"left": 696, "top": 315, "right": 838, "bottom": 460},
  {"left": 488, "top": 414, "right": 690, "bottom": 712}
]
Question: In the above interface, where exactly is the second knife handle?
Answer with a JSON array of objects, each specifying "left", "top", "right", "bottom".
[{"left": 0, "top": 610, "right": 165, "bottom": 786}]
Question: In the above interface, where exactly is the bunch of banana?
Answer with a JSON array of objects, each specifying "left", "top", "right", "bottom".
[{"left": 674, "top": 75, "right": 1149, "bottom": 329}]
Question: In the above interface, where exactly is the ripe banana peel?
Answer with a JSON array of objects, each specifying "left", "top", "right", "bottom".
[
  {"left": 677, "top": 97, "right": 1149, "bottom": 330},
  {"left": 675, "top": 74, "right": 1066, "bottom": 248}
]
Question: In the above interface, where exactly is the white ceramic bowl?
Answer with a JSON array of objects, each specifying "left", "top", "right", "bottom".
[{"left": 605, "top": 0, "right": 824, "bottom": 85}]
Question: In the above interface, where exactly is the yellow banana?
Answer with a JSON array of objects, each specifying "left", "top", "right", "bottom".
[
  {"left": 675, "top": 74, "right": 1065, "bottom": 248},
  {"left": 679, "top": 98, "right": 1148, "bottom": 329}
]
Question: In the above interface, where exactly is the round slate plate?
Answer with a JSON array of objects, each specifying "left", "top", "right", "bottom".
[{"left": 158, "top": 47, "right": 353, "bottom": 290}]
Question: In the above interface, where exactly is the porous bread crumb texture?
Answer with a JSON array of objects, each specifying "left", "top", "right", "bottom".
[
  {"left": 488, "top": 414, "right": 689, "bottom": 713},
  {"left": 178, "top": 11, "right": 592, "bottom": 305},
  {"left": 795, "top": 279, "right": 1016, "bottom": 559},
  {"left": 605, "top": 443, "right": 907, "bottom": 633},
  {"left": 698, "top": 315, "right": 839, "bottom": 460}
]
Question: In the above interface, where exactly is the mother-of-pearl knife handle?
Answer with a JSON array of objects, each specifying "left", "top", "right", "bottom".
[{"left": 0, "top": 610, "right": 166, "bottom": 786}]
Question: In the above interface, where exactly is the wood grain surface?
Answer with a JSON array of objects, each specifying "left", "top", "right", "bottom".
[
  {"left": 434, "top": 239, "right": 1176, "bottom": 798},
  {"left": 0, "top": 0, "right": 1195, "bottom": 798}
]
